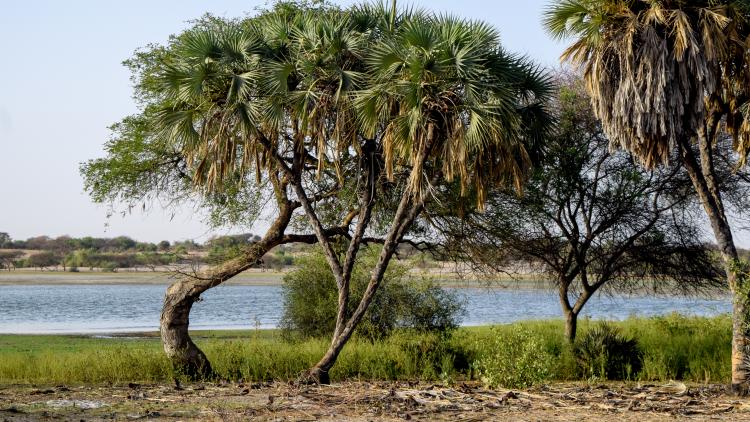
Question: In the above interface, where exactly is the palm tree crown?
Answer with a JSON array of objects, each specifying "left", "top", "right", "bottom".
[
  {"left": 142, "top": 4, "right": 551, "bottom": 208},
  {"left": 544, "top": 0, "right": 750, "bottom": 166}
]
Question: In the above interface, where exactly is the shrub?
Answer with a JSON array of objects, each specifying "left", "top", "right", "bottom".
[
  {"left": 474, "top": 325, "right": 553, "bottom": 389},
  {"left": 280, "top": 249, "right": 464, "bottom": 340},
  {"left": 398, "top": 281, "right": 465, "bottom": 333},
  {"left": 100, "top": 261, "right": 119, "bottom": 272},
  {"left": 574, "top": 322, "right": 642, "bottom": 380}
]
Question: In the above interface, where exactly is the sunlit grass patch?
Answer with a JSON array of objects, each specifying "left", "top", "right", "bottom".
[{"left": 0, "top": 314, "right": 732, "bottom": 385}]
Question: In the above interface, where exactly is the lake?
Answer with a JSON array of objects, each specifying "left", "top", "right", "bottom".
[{"left": 0, "top": 284, "right": 732, "bottom": 334}]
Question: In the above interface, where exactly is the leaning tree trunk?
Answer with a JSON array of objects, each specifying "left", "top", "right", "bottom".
[
  {"left": 160, "top": 251, "right": 268, "bottom": 380},
  {"left": 303, "top": 195, "right": 424, "bottom": 384},
  {"left": 681, "top": 140, "right": 747, "bottom": 393},
  {"left": 160, "top": 260, "right": 257, "bottom": 379},
  {"left": 160, "top": 205, "right": 293, "bottom": 379}
]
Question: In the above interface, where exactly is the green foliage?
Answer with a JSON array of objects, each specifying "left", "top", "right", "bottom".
[
  {"left": 280, "top": 250, "right": 464, "bottom": 340},
  {"left": 204, "top": 233, "right": 263, "bottom": 265},
  {"left": 61, "top": 250, "right": 180, "bottom": 270},
  {"left": 0, "top": 316, "right": 733, "bottom": 385},
  {"left": 82, "top": 0, "right": 553, "bottom": 239},
  {"left": 574, "top": 323, "right": 643, "bottom": 380},
  {"left": 632, "top": 313, "right": 732, "bottom": 382},
  {"left": 26, "top": 252, "right": 60, "bottom": 269},
  {"left": 0, "top": 250, "right": 24, "bottom": 270},
  {"left": 398, "top": 281, "right": 465, "bottom": 332},
  {"left": 0, "top": 232, "right": 10, "bottom": 248},
  {"left": 390, "top": 331, "right": 472, "bottom": 382},
  {"left": 473, "top": 325, "right": 554, "bottom": 389}
]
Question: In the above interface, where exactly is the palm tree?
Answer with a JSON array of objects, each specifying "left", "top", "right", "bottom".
[
  {"left": 544, "top": 0, "right": 750, "bottom": 392},
  {"left": 146, "top": 3, "right": 552, "bottom": 383},
  {"left": 302, "top": 9, "right": 553, "bottom": 382}
]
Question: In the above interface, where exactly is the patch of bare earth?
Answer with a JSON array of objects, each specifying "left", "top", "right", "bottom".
[{"left": 1, "top": 381, "right": 749, "bottom": 421}]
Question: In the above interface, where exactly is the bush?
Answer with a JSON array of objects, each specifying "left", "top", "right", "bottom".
[
  {"left": 280, "top": 249, "right": 464, "bottom": 340},
  {"left": 100, "top": 261, "right": 119, "bottom": 272},
  {"left": 474, "top": 325, "right": 553, "bottom": 389},
  {"left": 398, "top": 281, "right": 465, "bottom": 332},
  {"left": 574, "top": 322, "right": 642, "bottom": 380}
]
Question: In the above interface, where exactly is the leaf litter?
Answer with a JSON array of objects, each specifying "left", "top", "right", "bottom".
[{"left": 0, "top": 381, "right": 749, "bottom": 421}]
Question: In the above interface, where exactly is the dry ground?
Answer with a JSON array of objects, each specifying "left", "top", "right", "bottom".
[{"left": 2, "top": 381, "right": 750, "bottom": 421}]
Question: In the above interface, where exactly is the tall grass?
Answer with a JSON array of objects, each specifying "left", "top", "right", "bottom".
[{"left": 0, "top": 314, "right": 731, "bottom": 385}]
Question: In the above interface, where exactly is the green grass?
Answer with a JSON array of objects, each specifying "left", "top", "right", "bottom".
[{"left": 0, "top": 313, "right": 732, "bottom": 385}]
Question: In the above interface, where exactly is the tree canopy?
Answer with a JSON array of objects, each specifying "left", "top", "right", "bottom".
[{"left": 82, "top": 1, "right": 553, "bottom": 381}]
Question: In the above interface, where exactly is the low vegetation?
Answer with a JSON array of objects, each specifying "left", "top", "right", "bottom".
[
  {"left": 0, "top": 314, "right": 731, "bottom": 386},
  {"left": 573, "top": 323, "right": 643, "bottom": 381},
  {"left": 280, "top": 252, "right": 464, "bottom": 340}
]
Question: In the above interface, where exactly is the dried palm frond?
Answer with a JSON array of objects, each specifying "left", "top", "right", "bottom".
[{"left": 545, "top": 0, "right": 750, "bottom": 167}]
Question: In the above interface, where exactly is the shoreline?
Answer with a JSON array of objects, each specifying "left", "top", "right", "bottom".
[
  {"left": 0, "top": 270, "right": 285, "bottom": 286},
  {"left": 0, "top": 314, "right": 734, "bottom": 337},
  {"left": 0, "top": 269, "right": 549, "bottom": 288}
]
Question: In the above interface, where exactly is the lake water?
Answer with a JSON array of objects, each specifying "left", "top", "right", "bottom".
[{"left": 0, "top": 284, "right": 732, "bottom": 334}]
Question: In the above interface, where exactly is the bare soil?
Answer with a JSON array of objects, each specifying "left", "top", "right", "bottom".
[{"left": 1, "top": 381, "right": 749, "bottom": 421}]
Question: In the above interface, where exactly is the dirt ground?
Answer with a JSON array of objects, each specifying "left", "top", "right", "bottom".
[{"left": 2, "top": 381, "right": 750, "bottom": 421}]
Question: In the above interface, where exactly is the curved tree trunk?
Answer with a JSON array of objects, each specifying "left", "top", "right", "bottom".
[
  {"left": 680, "top": 139, "right": 746, "bottom": 393},
  {"left": 160, "top": 203, "right": 294, "bottom": 379},
  {"left": 160, "top": 261, "right": 257, "bottom": 379}
]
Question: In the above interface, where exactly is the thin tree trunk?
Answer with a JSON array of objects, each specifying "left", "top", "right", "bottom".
[
  {"left": 305, "top": 193, "right": 424, "bottom": 383},
  {"left": 732, "top": 272, "right": 750, "bottom": 394},
  {"left": 680, "top": 139, "right": 747, "bottom": 393},
  {"left": 558, "top": 275, "right": 576, "bottom": 343},
  {"left": 565, "top": 310, "right": 578, "bottom": 343},
  {"left": 160, "top": 203, "right": 294, "bottom": 379}
]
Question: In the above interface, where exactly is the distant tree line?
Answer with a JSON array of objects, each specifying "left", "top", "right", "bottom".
[{"left": 0, "top": 232, "right": 300, "bottom": 271}]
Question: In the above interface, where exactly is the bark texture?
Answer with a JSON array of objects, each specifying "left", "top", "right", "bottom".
[
  {"left": 565, "top": 311, "right": 578, "bottom": 344},
  {"left": 304, "top": 192, "right": 424, "bottom": 383},
  {"left": 160, "top": 202, "right": 294, "bottom": 379},
  {"left": 680, "top": 138, "right": 748, "bottom": 394}
]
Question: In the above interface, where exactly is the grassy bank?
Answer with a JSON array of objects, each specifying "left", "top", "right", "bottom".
[{"left": 0, "top": 314, "right": 731, "bottom": 385}]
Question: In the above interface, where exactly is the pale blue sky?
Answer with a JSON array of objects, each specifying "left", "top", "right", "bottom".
[{"left": 0, "top": 1, "right": 570, "bottom": 243}]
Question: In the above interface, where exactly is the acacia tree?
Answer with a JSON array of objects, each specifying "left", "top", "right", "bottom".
[
  {"left": 84, "top": 2, "right": 552, "bottom": 382},
  {"left": 545, "top": 0, "right": 750, "bottom": 392},
  {"left": 433, "top": 78, "right": 724, "bottom": 342},
  {"left": 0, "top": 250, "right": 23, "bottom": 271}
]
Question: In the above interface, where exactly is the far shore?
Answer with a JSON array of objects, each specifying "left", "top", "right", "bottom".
[
  {"left": 0, "top": 269, "right": 286, "bottom": 286},
  {"left": 0, "top": 268, "right": 547, "bottom": 288}
]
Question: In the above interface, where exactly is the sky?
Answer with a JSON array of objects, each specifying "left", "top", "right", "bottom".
[
  {"left": 15, "top": 1, "right": 743, "bottom": 249},
  {"left": 0, "top": 0, "right": 569, "bottom": 244}
]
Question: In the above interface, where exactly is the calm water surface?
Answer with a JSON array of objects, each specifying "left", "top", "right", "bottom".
[{"left": 0, "top": 284, "right": 732, "bottom": 334}]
